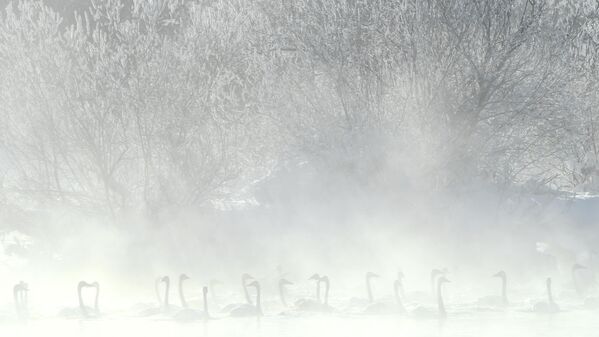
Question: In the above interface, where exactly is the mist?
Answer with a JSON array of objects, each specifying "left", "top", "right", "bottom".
[{"left": 1, "top": 0, "right": 599, "bottom": 336}]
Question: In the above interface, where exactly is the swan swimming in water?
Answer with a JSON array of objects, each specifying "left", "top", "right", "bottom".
[
  {"left": 139, "top": 276, "right": 170, "bottom": 316},
  {"left": 60, "top": 281, "right": 100, "bottom": 318},
  {"left": 221, "top": 274, "right": 254, "bottom": 313},
  {"left": 13, "top": 281, "right": 28, "bottom": 320},
  {"left": 230, "top": 280, "right": 262, "bottom": 317},
  {"left": 315, "top": 275, "right": 334, "bottom": 312},
  {"left": 430, "top": 269, "right": 447, "bottom": 298},
  {"left": 349, "top": 272, "right": 379, "bottom": 308},
  {"left": 362, "top": 274, "right": 401, "bottom": 315},
  {"left": 294, "top": 273, "right": 323, "bottom": 311},
  {"left": 533, "top": 278, "right": 559, "bottom": 313},
  {"left": 477, "top": 271, "right": 508, "bottom": 308},
  {"left": 173, "top": 274, "right": 209, "bottom": 321},
  {"left": 410, "top": 276, "right": 450, "bottom": 320},
  {"left": 279, "top": 278, "right": 293, "bottom": 307}
]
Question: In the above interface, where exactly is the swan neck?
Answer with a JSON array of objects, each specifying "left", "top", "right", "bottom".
[
  {"left": 94, "top": 285, "right": 100, "bottom": 313},
  {"left": 366, "top": 276, "right": 374, "bottom": 303},
  {"left": 179, "top": 278, "right": 188, "bottom": 308},
  {"left": 547, "top": 281, "right": 554, "bottom": 304},
  {"left": 164, "top": 279, "right": 170, "bottom": 310},
  {"left": 13, "top": 286, "right": 21, "bottom": 314},
  {"left": 255, "top": 285, "right": 262, "bottom": 315},
  {"left": 78, "top": 284, "right": 88, "bottom": 317},
  {"left": 279, "top": 283, "right": 287, "bottom": 307},
  {"left": 316, "top": 280, "right": 321, "bottom": 302},
  {"left": 323, "top": 279, "right": 330, "bottom": 305},
  {"left": 501, "top": 276, "right": 507, "bottom": 304},
  {"left": 155, "top": 278, "right": 163, "bottom": 306},
  {"left": 393, "top": 281, "right": 406, "bottom": 313},
  {"left": 243, "top": 279, "right": 253, "bottom": 305},
  {"left": 437, "top": 281, "right": 446, "bottom": 318},
  {"left": 203, "top": 289, "right": 208, "bottom": 316}
]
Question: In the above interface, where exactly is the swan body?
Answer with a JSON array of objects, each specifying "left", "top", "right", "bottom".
[
  {"left": 60, "top": 281, "right": 100, "bottom": 319},
  {"left": 291, "top": 274, "right": 324, "bottom": 312},
  {"left": 230, "top": 280, "right": 262, "bottom": 317},
  {"left": 408, "top": 276, "right": 449, "bottom": 319},
  {"left": 139, "top": 276, "right": 171, "bottom": 316},
  {"left": 221, "top": 274, "right": 254, "bottom": 313},
  {"left": 14, "top": 281, "right": 28, "bottom": 320},
  {"left": 533, "top": 278, "right": 560, "bottom": 313},
  {"left": 172, "top": 275, "right": 209, "bottom": 321},
  {"left": 477, "top": 271, "right": 508, "bottom": 309}
]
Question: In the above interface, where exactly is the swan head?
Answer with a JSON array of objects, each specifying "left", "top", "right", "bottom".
[
  {"left": 546, "top": 277, "right": 552, "bottom": 287},
  {"left": 309, "top": 273, "right": 321, "bottom": 281},
  {"left": 180, "top": 274, "right": 190, "bottom": 281},
  {"left": 203, "top": 286, "right": 208, "bottom": 295},
  {"left": 279, "top": 278, "right": 293, "bottom": 286},
  {"left": 161, "top": 276, "right": 170, "bottom": 283},
  {"left": 91, "top": 282, "right": 99, "bottom": 289},
  {"left": 493, "top": 271, "right": 506, "bottom": 279},
  {"left": 242, "top": 273, "right": 254, "bottom": 283},
  {"left": 78, "top": 281, "right": 92, "bottom": 289},
  {"left": 319, "top": 275, "right": 329, "bottom": 283},
  {"left": 247, "top": 280, "right": 260, "bottom": 289},
  {"left": 366, "top": 272, "right": 379, "bottom": 279},
  {"left": 437, "top": 276, "right": 450, "bottom": 285},
  {"left": 397, "top": 271, "right": 405, "bottom": 280},
  {"left": 431, "top": 269, "right": 444, "bottom": 278},
  {"left": 17, "top": 281, "right": 28, "bottom": 291}
]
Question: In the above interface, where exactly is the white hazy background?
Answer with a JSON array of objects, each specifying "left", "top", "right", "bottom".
[{"left": 1, "top": 0, "right": 599, "bottom": 336}]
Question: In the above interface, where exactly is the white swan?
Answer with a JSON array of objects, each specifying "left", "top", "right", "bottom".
[
  {"left": 230, "top": 280, "right": 262, "bottom": 317},
  {"left": 315, "top": 275, "right": 334, "bottom": 312},
  {"left": 349, "top": 272, "right": 379, "bottom": 308},
  {"left": 13, "top": 281, "right": 28, "bottom": 320},
  {"left": 173, "top": 276, "right": 209, "bottom": 322},
  {"left": 362, "top": 276, "right": 401, "bottom": 315},
  {"left": 477, "top": 271, "right": 508, "bottom": 308},
  {"left": 138, "top": 276, "right": 170, "bottom": 316},
  {"left": 221, "top": 273, "right": 254, "bottom": 313},
  {"left": 430, "top": 269, "right": 447, "bottom": 298},
  {"left": 279, "top": 278, "right": 293, "bottom": 307},
  {"left": 410, "top": 276, "right": 450, "bottom": 319},
  {"left": 59, "top": 281, "right": 100, "bottom": 318},
  {"left": 294, "top": 273, "right": 323, "bottom": 311},
  {"left": 533, "top": 278, "right": 559, "bottom": 313}
]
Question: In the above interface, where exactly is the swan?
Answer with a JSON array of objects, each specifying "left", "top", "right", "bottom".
[
  {"left": 139, "top": 276, "right": 170, "bottom": 316},
  {"left": 362, "top": 276, "right": 401, "bottom": 315},
  {"left": 409, "top": 276, "right": 450, "bottom": 319},
  {"left": 477, "top": 271, "right": 508, "bottom": 308},
  {"left": 173, "top": 279, "right": 209, "bottom": 322},
  {"left": 221, "top": 274, "right": 254, "bottom": 313},
  {"left": 533, "top": 278, "right": 559, "bottom": 313},
  {"left": 316, "top": 275, "right": 334, "bottom": 312},
  {"left": 13, "top": 281, "right": 28, "bottom": 319},
  {"left": 279, "top": 278, "right": 293, "bottom": 307},
  {"left": 430, "top": 269, "right": 446, "bottom": 297},
  {"left": 395, "top": 271, "right": 428, "bottom": 304},
  {"left": 293, "top": 273, "right": 323, "bottom": 311},
  {"left": 60, "top": 281, "right": 100, "bottom": 318},
  {"left": 230, "top": 280, "right": 262, "bottom": 317},
  {"left": 349, "top": 272, "right": 379, "bottom": 308},
  {"left": 393, "top": 279, "right": 407, "bottom": 314}
]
